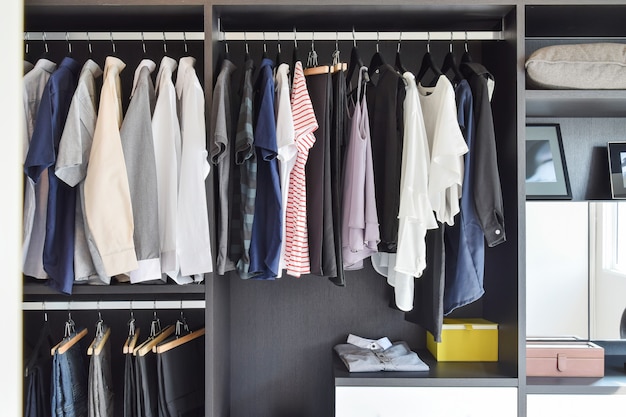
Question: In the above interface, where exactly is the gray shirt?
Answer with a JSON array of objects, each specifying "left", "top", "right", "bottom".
[
  {"left": 334, "top": 340, "right": 429, "bottom": 372},
  {"left": 210, "top": 58, "right": 237, "bottom": 275},
  {"left": 120, "top": 59, "right": 162, "bottom": 283},
  {"left": 55, "top": 59, "right": 108, "bottom": 284}
]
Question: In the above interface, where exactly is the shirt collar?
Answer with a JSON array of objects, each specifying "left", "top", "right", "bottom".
[
  {"left": 131, "top": 59, "right": 156, "bottom": 97},
  {"left": 347, "top": 334, "right": 393, "bottom": 351},
  {"left": 58, "top": 56, "right": 82, "bottom": 77},
  {"left": 34, "top": 58, "right": 57, "bottom": 74},
  {"left": 155, "top": 56, "right": 177, "bottom": 94},
  {"left": 175, "top": 56, "right": 196, "bottom": 98},
  {"left": 103, "top": 56, "right": 126, "bottom": 80},
  {"left": 80, "top": 59, "right": 103, "bottom": 80}
]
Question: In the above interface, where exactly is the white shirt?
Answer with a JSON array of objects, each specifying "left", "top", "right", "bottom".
[
  {"left": 274, "top": 63, "right": 297, "bottom": 278},
  {"left": 418, "top": 75, "right": 468, "bottom": 225},
  {"left": 84, "top": 56, "right": 138, "bottom": 277},
  {"left": 152, "top": 56, "right": 182, "bottom": 281},
  {"left": 174, "top": 56, "right": 213, "bottom": 282},
  {"left": 373, "top": 72, "right": 440, "bottom": 312},
  {"left": 22, "top": 58, "right": 56, "bottom": 279}
]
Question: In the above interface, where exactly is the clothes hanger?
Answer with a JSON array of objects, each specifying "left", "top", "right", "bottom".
[
  {"left": 51, "top": 309, "right": 88, "bottom": 355},
  {"left": 416, "top": 32, "right": 443, "bottom": 84},
  {"left": 368, "top": 31, "right": 386, "bottom": 79},
  {"left": 88, "top": 306, "right": 111, "bottom": 355},
  {"left": 262, "top": 31, "right": 268, "bottom": 60},
  {"left": 64, "top": 32, "right": 73, "bottom": 58},
  {"left": 133, "top": 307, "right": 175, "bottom": 357},
  {"left": 331, "top": 32, "right": 347, "bottom": 74},
  {"left": 275, "top": 31, "right": 284, "bottom": 65},
  {"left": 461, "top": 31, "right": 473, "bottom": 63},
  {"left": 153, "top": 303, "right": 192, "bottom": 354},
  {"left": 441, "top": 32, "right": 464, "bottom": 85},
  {"left": 155, "top": 328, "right": 205, "bottom": 354},
  {"left": 395, "top": 32, "right": 407, "bottom": 74},
  {"left": 141, "top": 32, "right": 148, "bottom": 57},
  {"left": 345, "top": 27, "right": 368, "bottom": 87},
  {"left": 86, "top": 32, "right": 93, "bottom": 60},
  {"left": 25, "top": 304, "right": 53, "bottom": 378},
  {"left": 303, "top": 32, "right": 330, "bottom": 76},
  {"left": 123, "top": 305, "right": 140, "bottom": 354},
  {"left": 244, "top": 31, "right": 251, "bottom": 62},
  {"left": 183, "top": 32, "right": 189, "bottom": 57},
  {"left": 40, "top": 31, "right": 50, "bottom": 60}
]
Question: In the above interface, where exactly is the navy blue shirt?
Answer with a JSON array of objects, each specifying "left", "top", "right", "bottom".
[
  {"left": 443, "top": 79, "right": 486, "bottom": 314},
  {"left": 249, "top": 58, "right": 282, "bottom": 279},
  {"left": 24, "top": 56, "right": 81, "bottom": 294}
]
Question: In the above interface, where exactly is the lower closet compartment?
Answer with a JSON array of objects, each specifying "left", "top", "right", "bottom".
[{"left": 22, "top": 304, "right": 206, "bottom": 417}]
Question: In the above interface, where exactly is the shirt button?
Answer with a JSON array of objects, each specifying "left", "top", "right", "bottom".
[{"left": 495, "top": 229, "right": 501, "bottom": 235}]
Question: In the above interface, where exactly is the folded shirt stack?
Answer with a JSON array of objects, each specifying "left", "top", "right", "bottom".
[{"left": 334, "top": 334, "right": 430, "bottom": 372}]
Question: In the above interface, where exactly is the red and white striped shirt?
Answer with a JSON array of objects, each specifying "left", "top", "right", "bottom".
[{"left": 284, "top": 62, "right": 318, "bottom": 277}]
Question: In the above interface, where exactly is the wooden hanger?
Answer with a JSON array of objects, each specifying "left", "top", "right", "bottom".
[
  {"left": 123, "top": 328, "right": 141, "bottom": 354},
  {"left": 51, "top": 328, "right": 88, "bottom": 356},
  {"left": 134, "top": 324, "right": 175, "bottom": 357},
  {"left": 155, "top": 328, "right": 205, "bottom": 354},
  {"left": 87, "top": 327, "right": 111, "bottom": 356}
]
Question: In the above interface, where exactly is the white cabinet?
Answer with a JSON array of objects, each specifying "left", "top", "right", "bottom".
[
  {"left": 335, "top": 386, "right": 517, "bottom": 417},
  {"left": 527, "top": 394, "right": 626, "bottom": 417}
]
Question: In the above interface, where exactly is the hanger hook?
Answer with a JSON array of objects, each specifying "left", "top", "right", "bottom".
[
  {"left": 183, "top": 31, "right": 189, "bottom": 54},
  {"left": 352, "top": 26, "right": 356, "bottom": 47},
  {"left": 450, "top": 31, "right": 454, "bottom": 53},
  {"left": 65, "top": 32, "right": 71, "bottom": 54},
  {"left": 397, "top": 31, "right": 402, "bottom": 53},
  {"left": 465, "top": 30, "right": 469, "bottom": 52},
  {"left": 42, "top": 32, "right": 48, "bottom": 54},
  {"left": 86, "top": 31, "right": 92, "bottom": 55},
  {"left": 277, "top": 31, "right": 281, "bottom": 53},
  {"left": 42, "top": 301, "right": 47, "bottom": 322},
  {"left": 293, "top": 27, "right": 297, "bottom": 49},
  {"left": 25, "top": 32, "right": 29, "bottom": 55},
  {"left": 110, "top": 31, "right": 116, "bottom": 54},
  {"left": 141, "top": 32, "right": 146, "bottom": 54},
  {"left": 244, "top": 31, "right": 249, "bottom": 54},
  {"left": 311, "top": 31, "right": 315, "bottom": 52},
  {"left": 376, "top": 31, "right": 379, "bottom": 53},
  {"left": 263, "top": 31, "right": 267, "bottom": 53},
  {"left": 427, "top": 31, "right": 431, "bottom": 53},
  {"left": 163, "top": 31, "right": 167, "bottom": 54},
  {"left": 335, "top": 30, "right": 339, "bottom": 52}
]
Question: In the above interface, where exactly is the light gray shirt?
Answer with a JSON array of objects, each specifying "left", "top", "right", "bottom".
[
  {"left": 120, "top": 59, "right": 162, "bottom": 283},
  {"left": 334, "top": 340, "right": 429, "bottom": 372}
]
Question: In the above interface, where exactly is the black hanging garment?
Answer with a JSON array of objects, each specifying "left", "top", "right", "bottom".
[
  {"left": 305, "top": 70, "right": 338, "bottom": 278},
  {"left": 24, "top": 319, "right": 53, "bottom": 417}
]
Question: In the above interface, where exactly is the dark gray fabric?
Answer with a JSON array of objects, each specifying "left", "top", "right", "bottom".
[
  {"left": 123, "top": 353, "right": 137, "bottom": 417},
  {"left": 87, "top": 336, "right": 113, "bottom": 417}
]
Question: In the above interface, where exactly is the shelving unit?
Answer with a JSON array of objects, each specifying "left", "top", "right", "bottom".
[{"left": 16, "top": 1, "right": 626, "bottom": 416}]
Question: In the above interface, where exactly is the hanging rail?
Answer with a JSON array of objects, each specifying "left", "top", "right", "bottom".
[
  {"left": 219, "top": 30, "right": 502, "bottom": 42},
  {"left": 23, "top": 32, "right": 205, "bottom": 41},
  {"left": 22, "top": 300, "right": 206, "bottom": 311}
]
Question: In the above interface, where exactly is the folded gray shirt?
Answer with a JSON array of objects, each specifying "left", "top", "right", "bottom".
[{"left": 334, "top": 337, "right": 429, "bottom": 372}]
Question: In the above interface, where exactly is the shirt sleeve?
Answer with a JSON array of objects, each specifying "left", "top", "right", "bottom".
[{"left": 24, "top": 87, "right": 55, "bottom": 182}]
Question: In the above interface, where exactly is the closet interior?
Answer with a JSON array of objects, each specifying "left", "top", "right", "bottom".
[{"left": 20, "top": 1, "right": 626, "bottom": 417}]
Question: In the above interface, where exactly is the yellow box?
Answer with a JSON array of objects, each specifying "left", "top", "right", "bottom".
[{"left": 426, "top": 318, "right": 498, "bottom": 362}]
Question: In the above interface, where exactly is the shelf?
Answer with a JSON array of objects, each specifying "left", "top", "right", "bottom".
[
  {"left": 526, "top": 89, "right": 626, "bottom": 118},
  {"left": 527, "top": 355, "right": 626, "bottom": 395},
  {"left": 334, "top": 350, "right": 518, "bottom": 388},
  {"left": 23, "top": 280, "right": 206, "bottom": 299}
]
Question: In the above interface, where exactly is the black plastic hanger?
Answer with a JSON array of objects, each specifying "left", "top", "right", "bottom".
[
  {"left": 367, "top": 32, "right": 385, "bottom": 78},
  {"left": 394, "top": 33, "right": 407, "bottom": 74},
  {"left": 441, "top": 35, "right": 464, "bottom": 85},
  {"left": 416, "top": 34, "right": 443, "bottom": 85},
  {"left": 345, "top": 27, "right": 366, "bottom": 87},
  {"left": 461, "top": 31, "right": 473, "bottom": 63}
]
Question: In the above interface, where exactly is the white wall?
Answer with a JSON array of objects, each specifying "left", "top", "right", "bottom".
[
  {"left": 526, "top": 201, "right": 589, "bottom": 339},
  {"left": 0, "top": 0, "right": 24, "bottom": 414}
]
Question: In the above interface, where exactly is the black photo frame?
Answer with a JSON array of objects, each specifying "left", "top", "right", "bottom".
[
  {"left": 525, "top": 124, "right": 572, "bottom": 200},
  {"left": 608, "top": 141, "right": 626, "bottom": 199}
]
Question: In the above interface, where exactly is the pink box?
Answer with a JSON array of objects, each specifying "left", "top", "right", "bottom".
[{"left": 526, "top": 340, "right": 605, "bottom": 377}]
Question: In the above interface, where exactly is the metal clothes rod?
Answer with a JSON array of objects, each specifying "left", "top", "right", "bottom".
[
  {"left": 24, "top": 32, "right": 205, "bottom": 41},
  {"left": 22, "top": 300, "right": 206, "bottom": 311},
  {"left": 220, "top": 31, "right": 502, "bottom": 42}
]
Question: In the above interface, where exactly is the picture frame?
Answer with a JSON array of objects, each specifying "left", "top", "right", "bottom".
[
  {"left": 607, "top": 141, "right": 626, "bottom": 199},
  {"left": 525, "top": 124, "right": 572, "bottom": 200}
]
